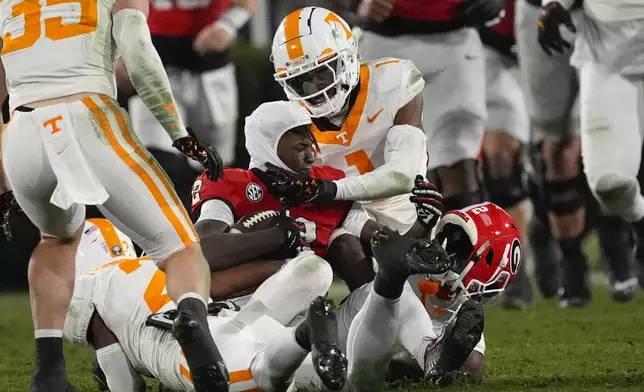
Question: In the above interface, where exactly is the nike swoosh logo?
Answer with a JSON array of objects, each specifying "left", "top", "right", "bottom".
[{"left": 367, "top": 108, "right": 384, "bottom": 123}]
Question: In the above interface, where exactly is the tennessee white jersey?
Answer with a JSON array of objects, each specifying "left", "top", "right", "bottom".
[
  {"left": 68, "top": 257, "right": 280, "bottom": 391},
  {"left": 0, "top": 0, "right": 118, "bottom": 110},
  {"left": 312, "top": 58, "right": 426, "bottom": 230}
]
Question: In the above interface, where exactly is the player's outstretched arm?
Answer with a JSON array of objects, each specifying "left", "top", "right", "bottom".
[
  {"left": 111, "top": 0, "right": 188, "bottom": 142},
  {"left": 333, "top": 93, "right": 427, "bottom": 201}
]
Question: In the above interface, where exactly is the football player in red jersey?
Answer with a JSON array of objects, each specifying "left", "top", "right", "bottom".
[{"left": 120, "top": 0, "right": 256, "bottom": 167}]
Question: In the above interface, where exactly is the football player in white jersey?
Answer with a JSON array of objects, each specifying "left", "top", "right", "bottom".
[
  {"left": 538, "top": 0, "right": 644, "bottom": 288},
  {"left": 268, "top": 6, "right": 428, "bottom": 234},
  {"left": 0, "top": 0, "right": 228, "bottom": 388},
  {"left": 67, "top": 248, "right": 349, "bottom": 392}
]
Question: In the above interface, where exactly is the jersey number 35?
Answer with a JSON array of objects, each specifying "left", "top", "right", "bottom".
[{"left": 3, "top": 0, "right": 98, "bottom": 55}]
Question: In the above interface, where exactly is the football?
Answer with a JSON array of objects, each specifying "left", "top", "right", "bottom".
[{"left": 230, "top": 210, "right": 281, "bottom": 233}]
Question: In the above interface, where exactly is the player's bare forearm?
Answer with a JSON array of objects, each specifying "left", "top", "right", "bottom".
[
  {"left": 195, "top": 220, "right": 286, "bottom": 271},
  {"left": 210, "top": 259, "right": 285, "bottom": 300}
]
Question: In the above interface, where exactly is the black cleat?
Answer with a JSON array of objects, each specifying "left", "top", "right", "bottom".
[
  {"left": 607, "top": 276, "right": 639, "bottom": 302},
  {"left": 424, "top": 299, "right": 484, "bottom": 386},
  {"left": 173, "top": 307, "right": 230, "bottom": 392},
  {"left": 31, "top": 364, "right": 78, "bottom": 392},
  {"left": 557, "top": 254, "right": 591, "bottom": 308},
  {"left": 371, "top": 226, "right": 452, "bottom": 279},
  {"left": 598, "top": 216, "right": 638, "bottom": 302},
  {"left": 307, "top": 296, "right": 347, "bottom": 391}
]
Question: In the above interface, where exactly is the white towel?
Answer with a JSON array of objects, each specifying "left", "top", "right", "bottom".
[{"left": 33, "top": 104, "right": 109, "bottom": 209}]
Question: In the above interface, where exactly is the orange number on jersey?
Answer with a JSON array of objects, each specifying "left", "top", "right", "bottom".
[
  {"left": 3, "top": 0, "right": 41, "bottom": 55},
  {"left": 118, "top": 258, "right": 172, "bottom": 313},
  {"left": 344, "top": 149, "right": 375, "bottom": 175},
  {"left": 2, "top": 0, "right": 98, "bottom": 55}
]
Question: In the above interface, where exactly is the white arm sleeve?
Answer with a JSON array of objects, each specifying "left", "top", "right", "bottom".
[
  {"left": 196, "top": 199, "right": 235, "bottom": 226},
  {"left": 112, "top": 9, "right": 188, "bottom": 141},
  {"left": 96, "top": 343, "right": 146, "bottom": 392},
  {"left": 334, "top": 124, "right": 427, "bottom": 201},
  {"left": 542, "top": 0, "right": 575, "bottom": 9}
]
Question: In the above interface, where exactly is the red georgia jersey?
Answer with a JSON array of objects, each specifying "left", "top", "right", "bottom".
[
  {"left": 148, "top": 0, "right": 230, "bottom": 37},
  {"left": 191, "top": 167, "right": 354, "bottom": 257}
]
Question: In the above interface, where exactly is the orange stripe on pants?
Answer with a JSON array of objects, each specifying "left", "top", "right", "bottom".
[
  {"left": 81, "top": 96, "right": 194, "bottom": 249},
  {"left": 99, "top": 95, "right": 198, "bottom": 241}
]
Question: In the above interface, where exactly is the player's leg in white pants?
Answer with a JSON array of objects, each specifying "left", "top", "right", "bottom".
[
  {"left": 579, "top": 63, "right": 644, "bottom": 222},
  {"left": 1, "top": 105, "right": 88, "bottom": 389},
  {"left": 232, "top": 251, "right": 334, "bottom": 326}
]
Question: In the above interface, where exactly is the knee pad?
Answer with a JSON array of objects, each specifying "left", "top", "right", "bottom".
[
  {"left": 481, "top": 150, "right": 528, "bottom": 210},
  {"left": 543, "top": 175, "right": 587, "bottom": 217},
  {"left": 593, "top": 174, "right": 641, "bottom": 219}
]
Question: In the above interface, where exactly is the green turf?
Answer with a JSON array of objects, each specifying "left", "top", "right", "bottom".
[{"left": 1, "top": 284, "right": 643, "bottom": 392}]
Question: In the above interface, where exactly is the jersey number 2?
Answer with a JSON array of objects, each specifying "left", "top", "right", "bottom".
[{"left": 3, "top": 0, "right": 98, "bottom": 55}]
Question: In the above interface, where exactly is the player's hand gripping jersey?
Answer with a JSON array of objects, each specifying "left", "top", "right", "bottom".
[
  {"left": 0, "top": 0, "right": 118, "bottom": 110},
  {"left": 191, "top": 167, "right": 354, "bottom": 257}
]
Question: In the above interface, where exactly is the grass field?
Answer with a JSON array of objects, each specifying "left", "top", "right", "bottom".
[{"left": 1, "top": 284, "right": 643, "bottom": 392}]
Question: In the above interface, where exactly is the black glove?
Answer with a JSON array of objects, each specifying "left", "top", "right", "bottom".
[
  {"left": 264, "top": 163, "right": 337, "bottom": 206},
  {"left": 1, "top": 191, "right": 21, "bottom": 241},
  {"left": 538, "top": 2, "right": 576, "bottom": 55},
  {"left": 273, "top": 210, "right": 306, "bottom": 258},
  {"left": 458, "top": 0, "right": 506, "bottom": 27},
  {"left": 409, "top": 175, "right": 444, "bottom": 231},
  {"left": 172, "top": 127, "right": 224, "bottom": 181}
]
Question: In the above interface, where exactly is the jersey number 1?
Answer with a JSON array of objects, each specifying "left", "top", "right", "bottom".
[{"left": 3, "top": 0, "right": 98, "bottom": 55}]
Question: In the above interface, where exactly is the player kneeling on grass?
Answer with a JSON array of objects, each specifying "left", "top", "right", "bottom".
[{"left": 64, "top": 219, "right": 348, "bottom": 392}]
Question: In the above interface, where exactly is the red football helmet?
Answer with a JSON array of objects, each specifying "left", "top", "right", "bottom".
[{"left": 429, "top": 202, "right": 522, "bottom": 303}]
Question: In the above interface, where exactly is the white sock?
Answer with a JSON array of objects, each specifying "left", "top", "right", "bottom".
[
  {"left": 253, "top": 328, "right": 309, "bottom": 390},
  {"left": 397, "top": 282, "right": 437, "bottom": 369},
  {"left": 347, "top": 289, "right": 400, "bottom": 392},
  {"left": 34, "top": 329, "right": 63, "bottom": 339}
]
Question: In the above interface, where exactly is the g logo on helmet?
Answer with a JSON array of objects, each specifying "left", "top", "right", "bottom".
[
  {"left": 246, "top": 183, "right": 264, "bottom": 203},
  {"left": 510, "top": 238, "right": 521, "bottom": 275}
]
